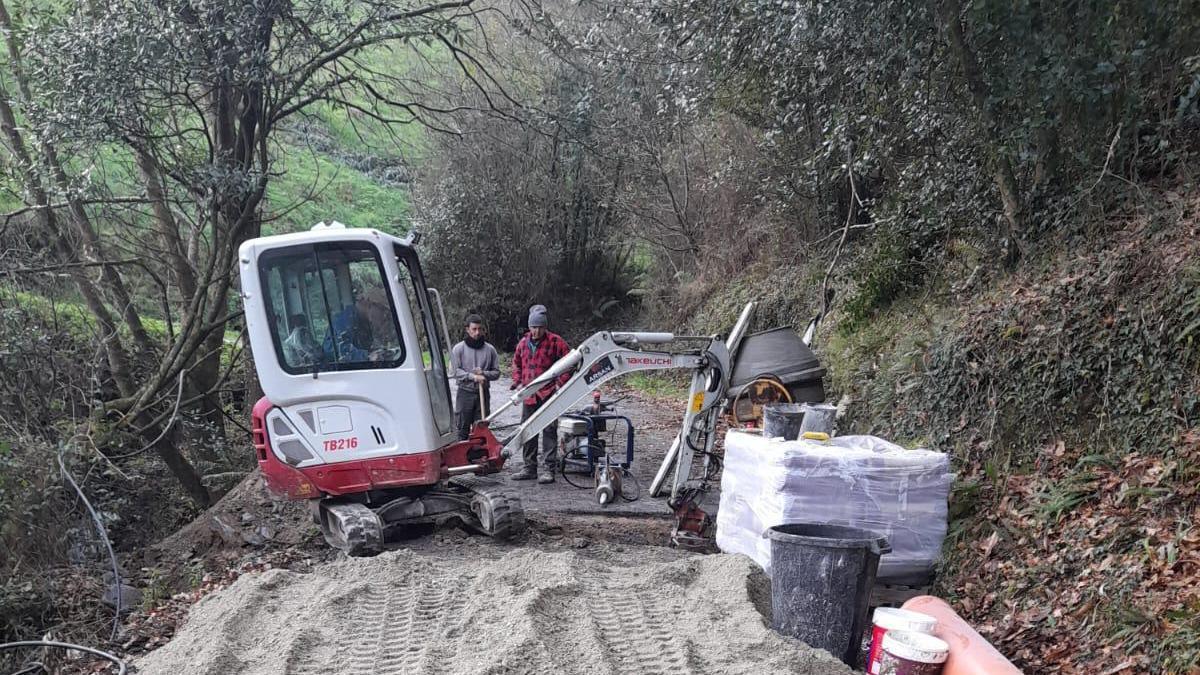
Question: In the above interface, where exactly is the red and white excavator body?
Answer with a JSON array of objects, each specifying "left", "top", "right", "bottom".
[{"left": 239, "top": 223, "right": 516, "bottom": 553}]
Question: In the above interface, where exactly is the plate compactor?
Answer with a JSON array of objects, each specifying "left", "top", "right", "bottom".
[
  {"left": 239, "top": 222, "right": 824, "bottom": 555},
  {"left": 557, "top": 391, "right": 638, "bottom": 506}
]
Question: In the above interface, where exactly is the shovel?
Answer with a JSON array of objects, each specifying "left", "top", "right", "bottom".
[{"left": 475, "top": 368, "right": 490, "bottom": 419}]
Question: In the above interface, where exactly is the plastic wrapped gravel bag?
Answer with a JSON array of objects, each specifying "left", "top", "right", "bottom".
[{"left": 715, "top": 431, "right": 953, "bottom": 584}]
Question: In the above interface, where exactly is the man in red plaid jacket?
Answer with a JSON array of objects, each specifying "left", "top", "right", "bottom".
[{"left": 509, "top": 304, "right": 571, "bottom": 483}]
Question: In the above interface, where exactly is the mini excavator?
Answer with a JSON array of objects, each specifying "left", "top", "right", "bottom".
[{"left": 239, "top": 223, "right": 823, "bottom": 555}]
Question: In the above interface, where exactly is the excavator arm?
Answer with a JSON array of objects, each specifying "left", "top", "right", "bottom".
[
  {"left": 481, "top": 305, "right": 756, "bottom": 547},
  {"left": 489, "top": 332, "right": 726, "bottom": 452},
  {"left": 489, "top": 332, "right": 721, "bottom": 472}
]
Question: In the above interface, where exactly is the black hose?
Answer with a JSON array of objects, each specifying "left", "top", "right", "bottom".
[
  {"left": 0, "top": 642, "right": 126, "bottom": 675},
  {"left": 559, "top": 455, "right": 591, "bottom": 490},
  {"left": 57, "top": 452, "right": 122, "bottom": 641}
]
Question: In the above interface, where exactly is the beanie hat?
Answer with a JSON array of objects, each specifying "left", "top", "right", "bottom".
[{"left": 528, "top": 304, "right": 548, "bottom": 328}]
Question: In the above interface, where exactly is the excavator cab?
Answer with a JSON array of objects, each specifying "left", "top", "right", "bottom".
[
  {"left": 262, "top": 243, "right": 406, "bottom": 373},
  {"left": 240, "top": 223, "right": 459, "bottom": 481}
]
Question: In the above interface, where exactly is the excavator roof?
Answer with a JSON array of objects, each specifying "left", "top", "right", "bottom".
[{"left": 239, "top": 222, "right": 416, "bottom": 257}]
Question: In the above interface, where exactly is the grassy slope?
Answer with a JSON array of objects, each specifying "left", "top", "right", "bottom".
[
  {"left": 264, "top": 146, "right": 411, "bottom": 235},
  {"left": 255, "top": 58, "right": 434, "bottom": 368},
  {"left": 265, "top": 41, "right": 429, "bottom": 235}
]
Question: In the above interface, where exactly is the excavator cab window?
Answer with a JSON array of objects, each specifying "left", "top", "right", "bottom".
[{"left": 260, "top": 242, "right": 406, "bottom": 374}]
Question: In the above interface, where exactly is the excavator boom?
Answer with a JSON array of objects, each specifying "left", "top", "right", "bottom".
[{"left": 479, "top": 320, "right": 744, "bottom": 546}]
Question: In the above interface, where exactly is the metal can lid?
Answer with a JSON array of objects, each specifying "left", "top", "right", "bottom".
[
  {"left": 872, "top": 607, "right": 938, "bottom": 632},
  {"left": 882, "top": 629, "right": 950, "bottom": 664}
]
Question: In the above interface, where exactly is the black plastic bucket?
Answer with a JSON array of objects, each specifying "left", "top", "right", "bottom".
[
  {"left": 798, "top": 403, "right": 837, "bottom": 436},
  {"left": 762, "top": 403, "right": 805, "bottom": 440},
  {"left": 764, "top": 523, "right": 891, "bottom": 668}
]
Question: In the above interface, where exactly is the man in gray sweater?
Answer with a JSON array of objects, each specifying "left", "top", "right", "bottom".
[{"left": 450, "top": 314, "right": 500, "bottom": 440}]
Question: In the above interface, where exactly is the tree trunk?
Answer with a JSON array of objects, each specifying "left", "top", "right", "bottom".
[
  {"left": 191, "top": 328, "right": 229, "bottom": 453},
  {"left": 0, "top": 74, "right": 139, "bottom": 398},
  {"left": 136, "top": 149, "right": 197, "bottom": 299},
  {"left": 46, "top": 147, "right": 156, "bottom": 352},
  {"left": 139, "top": 413, "right": 211, "bottom": 508},
  {"left": 940, "top": 0, "right": 1023, "bottom": 265},
  {"left": 53, "top": 233, "right": 138, "bottom": 398}
]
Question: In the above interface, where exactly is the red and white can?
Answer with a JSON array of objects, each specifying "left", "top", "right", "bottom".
[{"left": 867, "top": 607, "right": 938, "bottom": 674}]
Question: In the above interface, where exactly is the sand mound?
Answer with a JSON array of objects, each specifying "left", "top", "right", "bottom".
[{"left": 135, "top": 548, "right": 849, "bottom": 675}]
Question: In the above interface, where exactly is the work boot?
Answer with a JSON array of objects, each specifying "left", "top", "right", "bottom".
[
  {"left": 511, "top": 468, "right": 537, "bottom": 481},
  {"left": 537, "top": 469, "right": 555, "bottom": 484}
]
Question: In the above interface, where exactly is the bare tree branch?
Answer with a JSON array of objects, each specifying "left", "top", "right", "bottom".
[{"left": 0, "top": 258, "right": 142, "bottom": 277}]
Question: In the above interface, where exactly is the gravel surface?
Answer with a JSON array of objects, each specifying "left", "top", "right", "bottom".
[{"left": 135, "top": 542, "right": 850, "bottom": 675}]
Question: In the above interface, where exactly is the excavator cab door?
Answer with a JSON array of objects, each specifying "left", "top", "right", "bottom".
[
  {"left": 394, "top": 244, "right": 454, "bottom": 436},
  {"left": 257, "top": 242, "right": 408, "bottom": 376}
]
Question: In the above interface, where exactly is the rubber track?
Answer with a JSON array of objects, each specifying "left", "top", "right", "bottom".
[
  {"left": 321, "top": 502, "right": 383, "bottom": 557},
  {"left": 448, "top": 474, "right": 526, "bottom": 539}
]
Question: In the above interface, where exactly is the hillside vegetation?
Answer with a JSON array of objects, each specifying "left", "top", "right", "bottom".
[
  {"left": 829, "top": 187, "right": 1199, "bottom": 673},
  {"left": 0, "top": 0, "right": 460, "bottom": 658}
]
